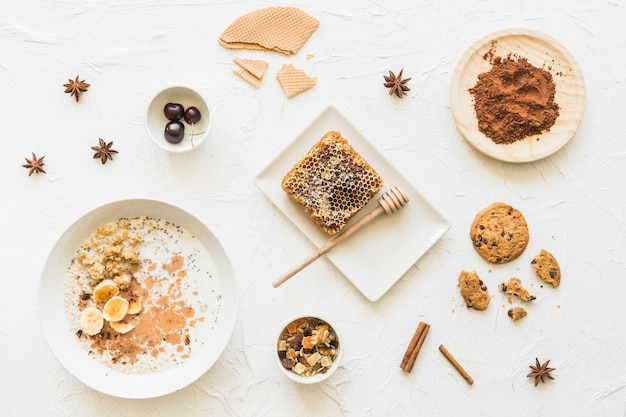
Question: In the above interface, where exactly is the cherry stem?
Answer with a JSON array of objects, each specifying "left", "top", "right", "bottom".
[
  {"left": 184, "top": 130, "right": 205, "bottom": 136},
  {"left": 185, "top": 124, "right": 206, "bottom": 148}
]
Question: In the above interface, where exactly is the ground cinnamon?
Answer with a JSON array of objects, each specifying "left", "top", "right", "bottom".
[{"left": 469, "top": 54, "right": 560, "bottom": 145}]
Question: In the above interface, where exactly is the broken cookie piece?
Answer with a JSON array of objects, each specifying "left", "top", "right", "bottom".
[
  {"left": 531, "top": 249, "right": 561, "bottom": 287},
  {"left": 508, "top": 307, "right": 527, "bottom": 321},
  {"left": 499, "top": 277, "right": 536, "bottom": 301},
  {"left": 458, "top": 270, "right": 490, "bottom": 310}
]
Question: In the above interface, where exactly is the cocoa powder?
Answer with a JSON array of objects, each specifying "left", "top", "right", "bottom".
[{"left": 469, "top": 54, "right": 560, "bottom": 145}]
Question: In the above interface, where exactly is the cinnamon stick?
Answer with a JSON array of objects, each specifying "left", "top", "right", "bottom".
[
  {"left": 400, "top": 321, "right": 430, "bottom": 372},
  {"left": 400, "top": 322, "right": 425, "bottom": 370},
  {"left": 439, "top": 344, "right": 474, "bottom": 385}
]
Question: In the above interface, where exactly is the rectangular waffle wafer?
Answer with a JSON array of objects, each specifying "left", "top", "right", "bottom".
[{"left": 281, "top": 131, "right": 383, "bottom": 235}]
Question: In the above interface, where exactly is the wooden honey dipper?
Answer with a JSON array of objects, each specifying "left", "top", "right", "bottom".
[{"left": 272, "top": 186, "right": 409, "bottom": 288}]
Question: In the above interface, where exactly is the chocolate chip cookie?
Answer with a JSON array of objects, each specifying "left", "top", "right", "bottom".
[
  {"left": 531, "top": 249, "right": 561, "bottom": 287},
  {"left": 470, "top": 202, "right": 529, "bottom": 264},
  {"left": 458, "top": 270, "right": 490, "bottom": 310}
]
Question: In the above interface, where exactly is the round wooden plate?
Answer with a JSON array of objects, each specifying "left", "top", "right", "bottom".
[{"left": 450, "top": 28, "right": 586, "bottom": 163}]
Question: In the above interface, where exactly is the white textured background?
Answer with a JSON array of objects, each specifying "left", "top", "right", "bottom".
[{"left": 2, "top": 0, "right": 626, "bottom": 416}]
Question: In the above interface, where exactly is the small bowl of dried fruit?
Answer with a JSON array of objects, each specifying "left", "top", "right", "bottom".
[
  {"left": 276, "top": 315, "right": 342, "bottom": 384},
  {"left": 146, "top": 86, "right": 211, "bottom": 153}
]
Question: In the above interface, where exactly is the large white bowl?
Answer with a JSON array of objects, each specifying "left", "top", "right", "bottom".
[{"left": 38, "top": 199, "right": 238, "bottom": 399}]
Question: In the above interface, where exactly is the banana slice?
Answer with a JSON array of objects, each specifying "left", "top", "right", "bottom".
[
  {"left": 80, "top": 307, "right": 104, "bottom": 336},
  {"left": 102, "top": 296, "right": 129, "bottom": 322},
  {"left": 127, "top": 299, "right": 142, "bottom": 315},
  {"left": 110, "top": 320, "right": 135, "bottom": 334},
  {"left": 93, "top": 279, "right": 119, "bottom": 303}
]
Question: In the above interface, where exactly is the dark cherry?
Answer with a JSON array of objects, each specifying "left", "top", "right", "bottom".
[
  {"left": 163, "top": 103, "right": 184, "bottom": 121},
  {"left": 164, "top": 121, "right": 185, "bottom": 144},
  {"left": 183, "top": 106, "right": 201, "bottom": 124}
]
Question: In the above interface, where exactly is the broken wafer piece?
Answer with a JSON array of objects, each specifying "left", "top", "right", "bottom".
[
  {"left": 234, "top": 58, "right": 268, "bottom": 79},
  {"left": 233, "top": 58, "right": 268, "bottom": 88},
  {"left": 276, "top": 64, "right": 317, "bottom": 98},
  {"left": 234, "top": 69, "right": 262, "bottom": 88},
  {"left": 218, "top": 7, "right": 319, "bottom": 55}
]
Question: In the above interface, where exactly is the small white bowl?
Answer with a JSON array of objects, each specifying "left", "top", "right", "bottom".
[
  {"left": 276, "top": 315, "right": 342, "bottom": 384},
  {"left": 145, "top": 86, "right": 211, "bottom": 153}
]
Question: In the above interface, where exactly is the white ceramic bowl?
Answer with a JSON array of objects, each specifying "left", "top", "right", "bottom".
[
  {"left": 39, "top": 199, "right": 237, "bottom": 399},
  {"left": 145, "top": 86, "right": 211, "bottom": 153},
  {"left": 276, "top": 315, "right": 342, "bottom": 384}
]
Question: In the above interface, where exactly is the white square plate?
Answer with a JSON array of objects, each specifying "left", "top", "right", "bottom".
[{"left": 255, "top": 106, "right": 450, "bottom": 301}]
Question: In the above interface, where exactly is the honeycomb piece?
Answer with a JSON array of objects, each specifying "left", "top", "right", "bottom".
[{"left": 281, "top": 131, "right": 383, "bottom": 235}]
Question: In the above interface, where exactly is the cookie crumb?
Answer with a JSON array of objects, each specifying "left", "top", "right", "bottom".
[{"left": 508, "top": 307, "right": 527, "bottom": 321}]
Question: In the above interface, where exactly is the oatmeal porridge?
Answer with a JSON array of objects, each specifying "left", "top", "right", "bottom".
[{"left": 64, "top": 216, "right": 222, "bottom": 373}]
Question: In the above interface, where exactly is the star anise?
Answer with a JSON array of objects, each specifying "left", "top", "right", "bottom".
[
  {"left": 91, "top": 138, "right": 118, "bottom": 164},
  {"left": 527, "top": 358, "right": 556, "bottom": 386},
  {"left": 63, "top": 75, "right": 90, "bottom": 102},
  {"left": 22, "top": 152, "right": 46, "bottom": 176},
  {"left": 383, "top": 69, "right": 411, "bottom": 98}
]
